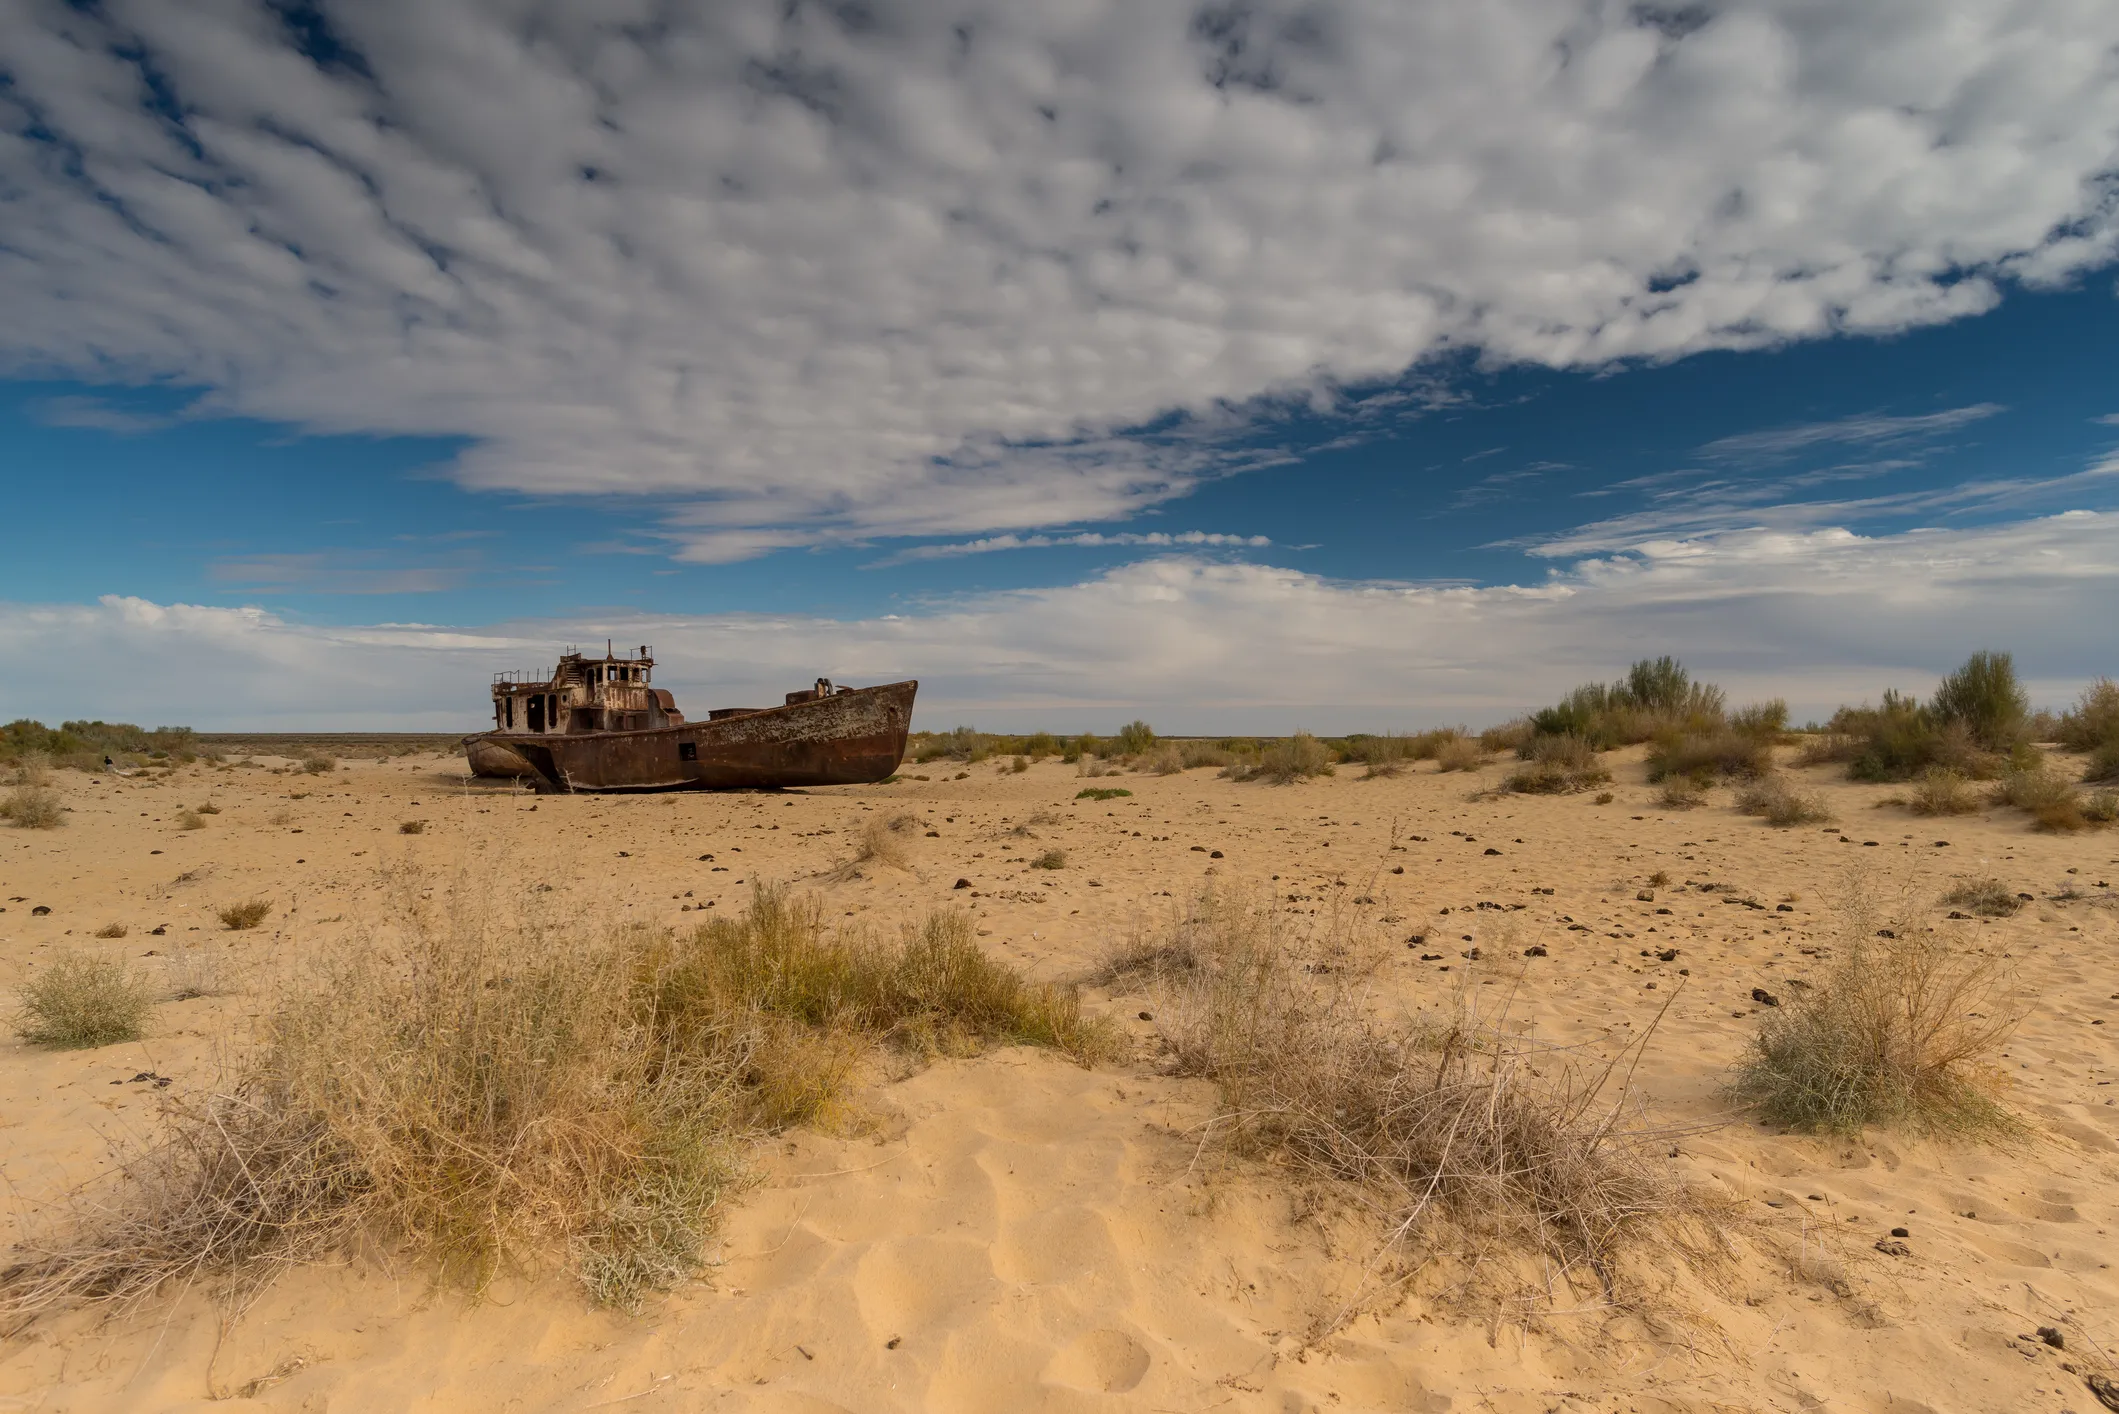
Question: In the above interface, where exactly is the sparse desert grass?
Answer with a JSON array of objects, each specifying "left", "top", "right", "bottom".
[
  {"left": 1502, "top": 735, "right": 1611, "bottom": 795},
  {"left": 219, "top": 899, "right": 273, "bottom": 931},
  {"left": 1655, "top": 777, "right": 1707, "bottom": 810},
  {"left": 1989, "top": 767, "right": 2087, "bottom": 831},
  {"left": 1479, "top": 718, "right": 1535, "bottom": 755},
  {"left": 175, "top": 809, "right": 206, "bottom": 831},
  {"left": 93, "top": 922, "right": 128, "bottom": 939},
  {"left": 1141, "top": 744, "right": 1185, "bottom": 775},
  {"left": 195, "top": 800, "right": 220, "bottom": 815},
  {"left": 0, "top": 885, "right": 1114, "bottom": 1322},
  {"left": 1224, "top": 732, "right": 1334, "bottom": 785},
  {"left": 1733, "top": 774, "right": 1832, "bottom": 826},
  {"left": 1077, "top": 755, "right": 1122, "bottom": 778},
  {"left": 1076, "top": 787, "right": 1132, "bottom": 801},
  {"left": 2086, "top": 741, "right": 2119, "bottom": 784},
  {"left": 12, "top": 950, "right": 155, "bottom": 1049},
  {"left": 1941, "top": 878, "right": 2022, "bottom": 917},
  {"left": 1, "top": 784, "right": 65, "bottom": 829},
  {"left": 1177, "top": 740, "right": 1240, "bottom": 770},
  {"left": 299, "top": 755, "right": 336, "bottom": 775},
  {"left": 1730, "top": 890, "right": 2023, "bottom": 1136},
  {"left": 399, "top": 819, "right": 426, "bottom": 835},
  {"left": 161, "top": 943, "right": 231, "bottom": 1002},
  {"left": 849, "top": 812, "right": 920, "bottom": 871},
  {"left": 9, "top": 752, "right": 51, "bottom": 785},
  {"left": 1906, "top": 767, "right": 1982, "bottom": 816},
  {"left": 1433, "top": 737, "right": 1486, "bottom": 773},
  {"left": 1121, "top": 890, "right": 1689, "bottom": 1287},
  {"left": 2085, "top": 789, "right": 2119, "bottom": 824},
  {"left": 1030, "top": 849, "right": 1067, "bottom": 870}
]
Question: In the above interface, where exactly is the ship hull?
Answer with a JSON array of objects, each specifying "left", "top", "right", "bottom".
[{"left": 461, "top": 680, "right": 916, "bottom": 792}]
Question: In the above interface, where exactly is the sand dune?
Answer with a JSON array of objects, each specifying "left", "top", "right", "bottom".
[{"left": 3, "top": 747, "right": 2115, "bottom": 1412}]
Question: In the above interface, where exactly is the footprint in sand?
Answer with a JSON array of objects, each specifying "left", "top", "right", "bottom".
[{"left": 1043, "top": 1328, "right": 1151, "bottom": 1394}]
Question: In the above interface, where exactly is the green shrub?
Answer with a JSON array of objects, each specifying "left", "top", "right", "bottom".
[
  {"left": 1115, "top": 720, "right": 1157, "bottom": 755},
  {"left": 2058, "top": 678, "right": 2119, "bottom": 753},
  {"left": 1075, "top": 787, "right": 1132, "bottom": 801},
  {"left": 1227, "top": 732, "right": 1333, "bottom": 784},
  {"left": 1478, "top": 718, "right": 1536, "bottom": 755},
  {"left": 13, "top": 951, "right": 154, "bottom": 1048},
  {"left": 300, "top": 755, "right": 336, "bottom": 776},
  {"left": 2087, "top": 741, "right": 2119, "bottom": 784},
  {"left": 1528, "top": 658, "right": 1727, "bottom": 751},
  {"left": 1930, "top": 650, "right": 2029, "bottom": 752}
]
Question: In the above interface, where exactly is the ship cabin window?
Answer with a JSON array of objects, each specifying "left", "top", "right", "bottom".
[
  {"left": 678, "top": 741, "right": 697, "bottom": 761},
  {"left": 505, "top": 696, "right": 515, "bottom": 728}
]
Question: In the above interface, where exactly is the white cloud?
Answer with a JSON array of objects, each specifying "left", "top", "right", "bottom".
[
  {"left": 3, "top": 1, "right": 2116, "bottom": 554},
  {"left": 1695, "top": 403, "right": 2006, "bottom": 466},
  {"left": 1509, "top": 453, "right": 2119, "bottom": 556},
  {"left": 7, "top": 511, "right": 2115, "bottom": 732},
  {"left": 869, "top": 529, "right": 1271, "bottom": 566}
]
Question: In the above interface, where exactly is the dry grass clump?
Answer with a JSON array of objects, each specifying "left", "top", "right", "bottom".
[
  {"left": 1141, "top": 743, "right": 1185, "bottom": 775},
  {"left": 848, "top": 812, "right": 919, "bottom": 871},
  {"left": 1989, "top": 767, "right": 2088, "bottom": 831},
  {"left": 93, "top": 922, "right": 128, "bottom": 939},
  {"left": 219, "top": 899, "right": 272, "bottom": 931},
  {"left": 1905, "top": 767, "right": 1982, "bottom": 815},
  {"left": 12, "top": 950, "right": 155, "bottom": 1048},
  {"left": 299, "top": 756, "right": 336, "bottom": 776},
  {"left": 1733, "top": 774, "right": 1832, "bottom": 826},
  {"left": 1655, "top": 777, "right": 1706, "bottom": 810},
  {"left": 1, "top": 784, "right": 65, "bottom": 829},
  {"left": 399, "top": 819, "right": 426, "bottom": 835},
  {"left": 0, "top": 885, "right": 1113, "bottom": 1322},
  {"left": 1030, "top": 848, "right": 1067, "bottom": 869},
  {"left": 1941, "top": 878, "right": 2021, "bottom": 917},
  {"left": 1121, "top": 891, "right": 1687, "bottom": 1286},
  {"left": 1434, "top": 737, "right": 1486, "bottom": 773},
  {"left": 1730, "top": 890, "right": 2023, "bottom": 1136},
  {"left": 175, "top": 809, "right": 207, "bottom": 831},
  {"left": 1177, "top": 740, "right": 1240, "bottom": 770},
  {"left": 1502, "top": 735, "right": 1612, "bottom": 795}
]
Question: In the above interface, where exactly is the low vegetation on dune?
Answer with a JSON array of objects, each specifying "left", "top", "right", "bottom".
[
  {"left": 1502, "top": 734, "right": 1612, "bottom": 795},
  {"left": 1989, "top": 766, "right": 2089, "bottom": 832},
  {"left": 1528, "top": 656, "right": 1728, "bottom": 751},
  {"left": 12, "top": 950, "right": 155, "bottom": 1049},
  {"left": 1223, "top": 731, "right": 1334, "bottom": 784},
  {"left": 1105, "top": 891, "right": 1691, "bottom": 1289},
  {"left": 1807, "top": 651, "right": 2032, "bottom": 783},
  {"left": 0, "top": 886, "right": 1115, "bottom": 1322},
  {"left": 1730, "top": 892, "right": 2023, "bottom": 1137},
  {"left": 1941, "top": 878, "right": 2022, "bottom": 917},
  {"left": 1732, "top": 774, "right": 1832, "bottom": 827},
  {"left": 1903, "top": 767, "right": 1983, "bottom": 816}
]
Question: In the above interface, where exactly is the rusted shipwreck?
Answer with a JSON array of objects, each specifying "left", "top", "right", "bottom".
[{"left": 462, "top": 644, "right": 915, "bottom": 792}]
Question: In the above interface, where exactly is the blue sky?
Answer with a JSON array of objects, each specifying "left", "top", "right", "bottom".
[{"left": 3, "top": 1, "right": 2117, "bottom": 729}]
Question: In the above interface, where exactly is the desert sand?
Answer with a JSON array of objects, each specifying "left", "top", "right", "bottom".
[{"left": 2, "top": 745, "right": 2115, "bottom": 1413}]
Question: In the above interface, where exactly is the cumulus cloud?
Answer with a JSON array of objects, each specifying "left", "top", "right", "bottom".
[
  {"left": 7, "top": 512, "right": 2115, "bottom": 731},
  {"left": 3, "top": 0, "right": 2117, "bottom": 555}
]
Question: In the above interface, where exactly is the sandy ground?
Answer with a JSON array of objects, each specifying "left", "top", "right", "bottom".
[{"left": 1, "top": 746, "right": 2115, "bottom": 1413}]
